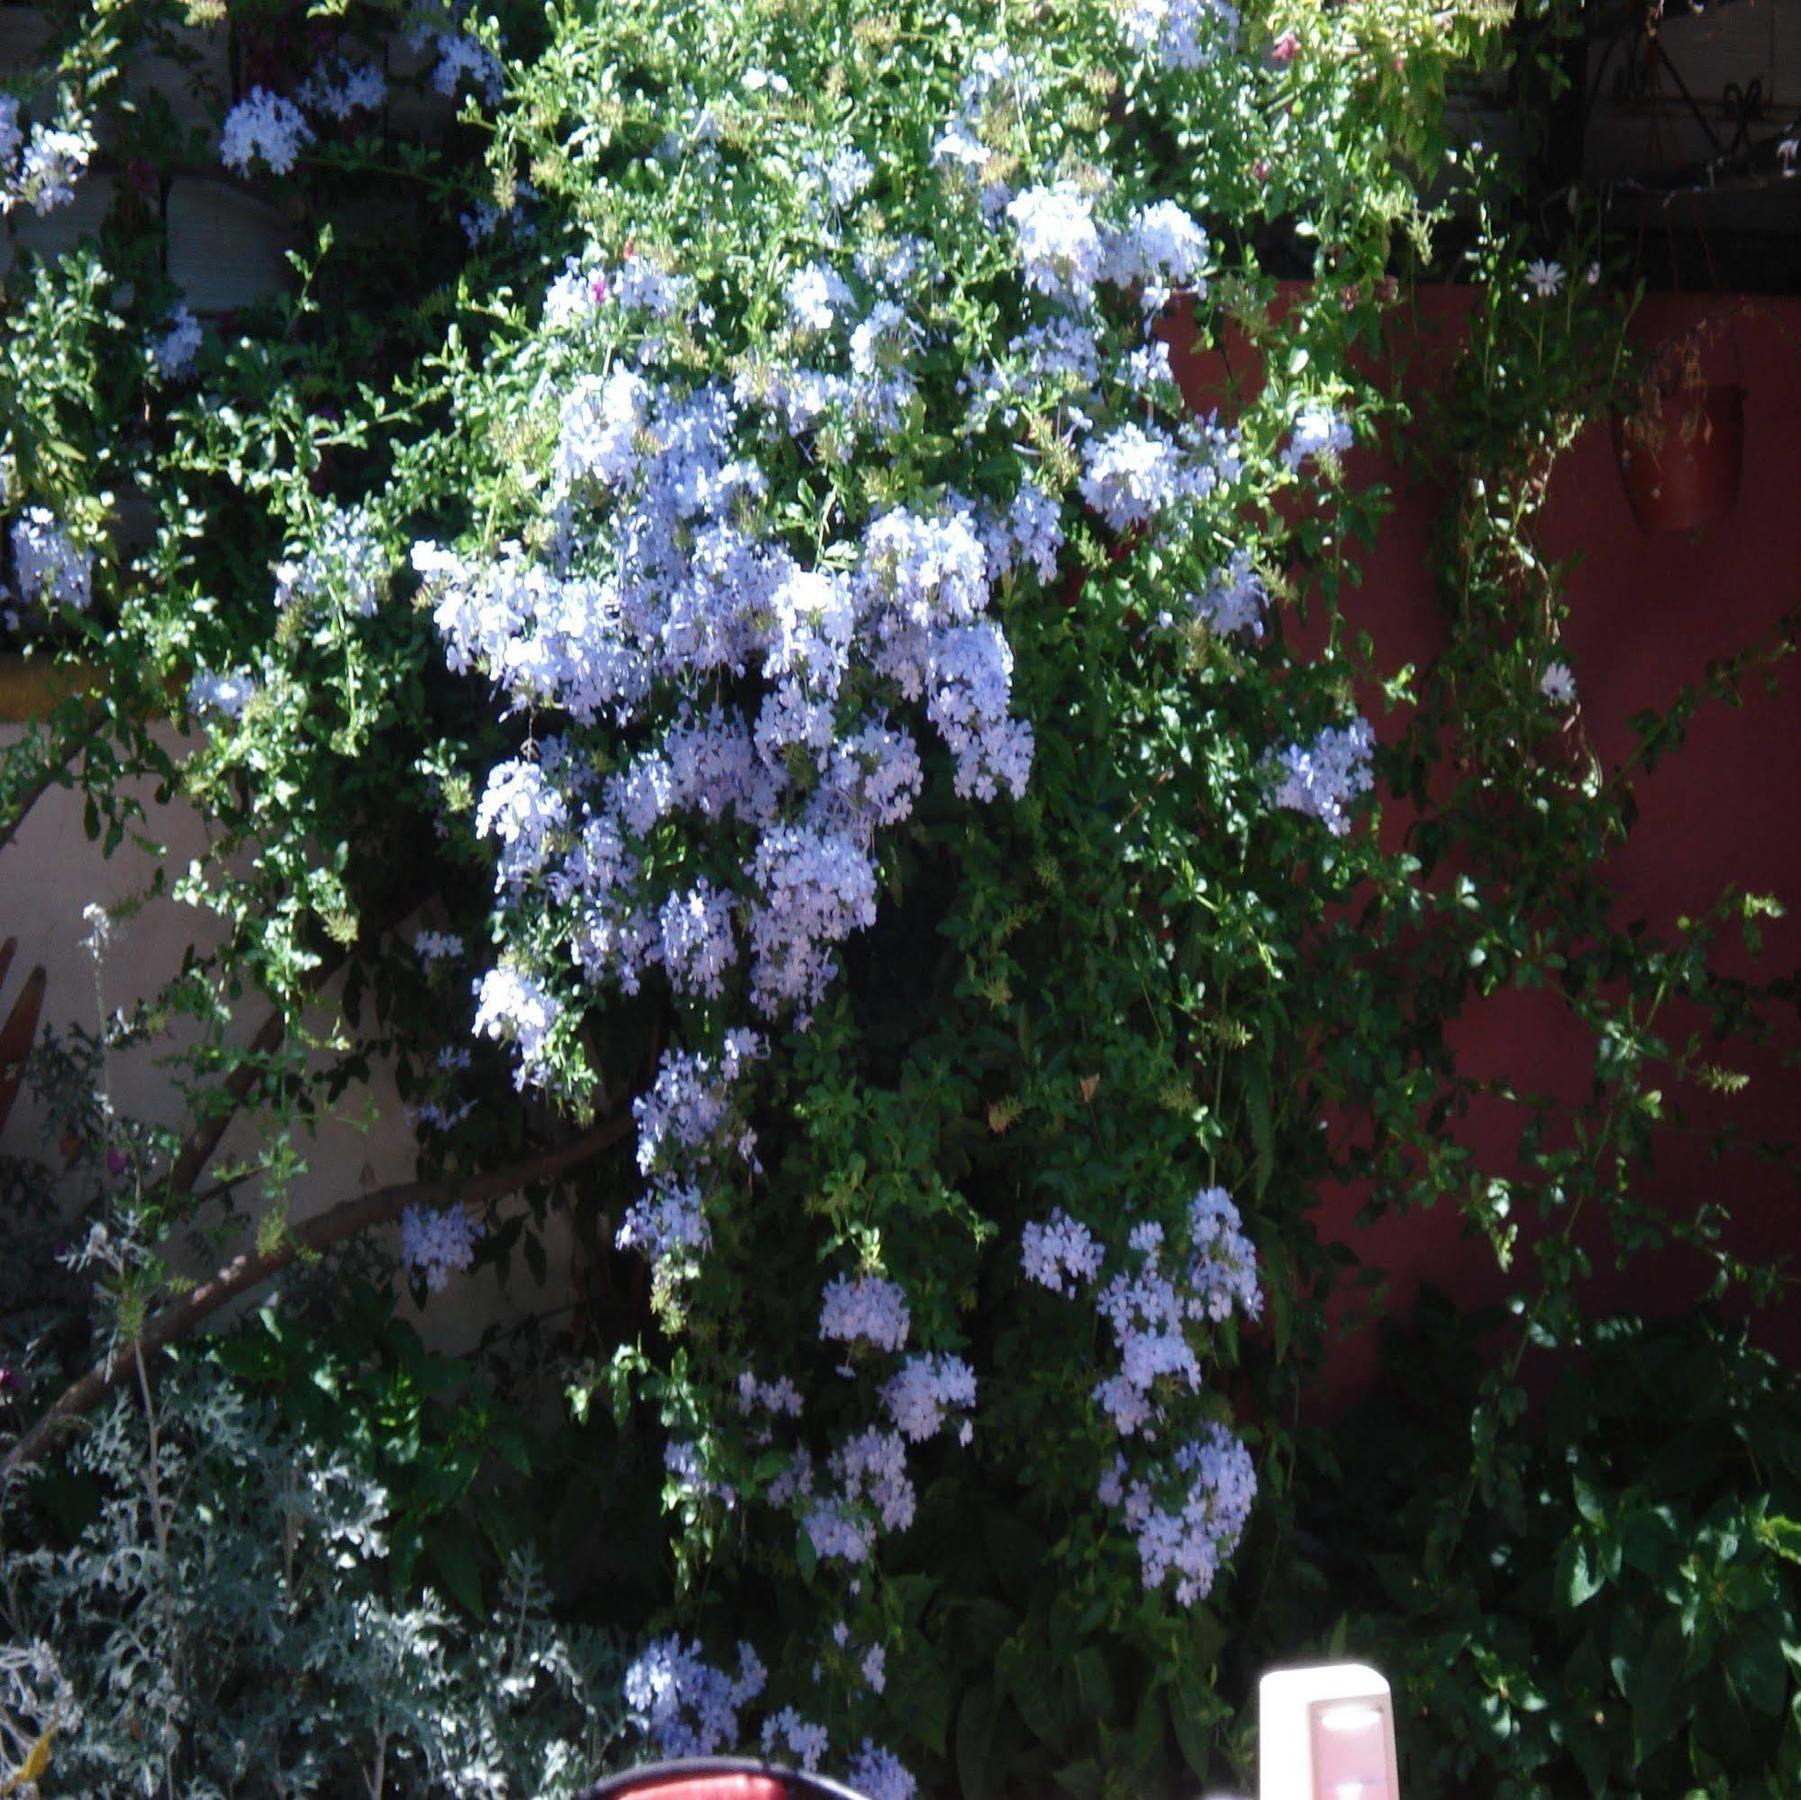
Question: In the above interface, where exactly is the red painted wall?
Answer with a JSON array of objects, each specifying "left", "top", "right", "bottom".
[{"left": 1168, "top": 289, "right": 1801, "bottom": 1396}]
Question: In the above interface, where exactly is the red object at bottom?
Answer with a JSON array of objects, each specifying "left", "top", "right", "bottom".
[{"left": 623, "top": 1780, "right": 787, "bottom": 1800}]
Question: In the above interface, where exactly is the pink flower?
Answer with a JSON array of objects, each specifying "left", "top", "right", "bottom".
[{"left": 1270, "top": 31, "right": 1300, "bottom": 64}]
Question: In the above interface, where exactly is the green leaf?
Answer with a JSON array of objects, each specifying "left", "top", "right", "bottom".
[
  {"left": 1556, "top": 1535, "right": 1603, "bottom": 1609},
  {"left": 389, "top": 1519, "right": 423, "bottom": 1596},
  {"left": 1621, "top": 1616, "right": 1684, "bottom": 1764},
  {"left": 1070, "top": 1646, "right": 1116, "bottom": 1724},
  {"left": 1758, "top": 1515, "right": 1801, "bottom": 1566},
  {"left": 998, "top": 1639, "right": 1064, "bottom": 1751},
  {"left": 1051, "top": 1758, "right": 1103, "bottom": 1799},
  {"left": 956, "top": 1684, "right": 998, "bottom": 1800},
  {"left": 1725, "top": 1619, "right": 1789, "bottom": 1719},
  {"left": 1243, "top": 1050, "right": 1275, "bottom": 1200},
  {"left": 1619, "top": 1503, "right": 1679, "bottom": 1579},
  {"left": 1128, "top": 1686, "right": 1165, "bottom": 1774},
  {"left": 606, "top": 1343, "right": 646, "bottom": 1427},
  {"left": 425, "top": 1516, "right": 485, "bottom": 1615},
  {"left": 1169, "top": 1675, "right": 1226, "bottom": 1779},
  {"left": 1564, "top": 1712, "right": 1612, "bottom": 1797}
]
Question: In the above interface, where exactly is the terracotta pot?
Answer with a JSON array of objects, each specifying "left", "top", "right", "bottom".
[{"left": 1611, "top": 382, "right": 1745, "bottom": 536}]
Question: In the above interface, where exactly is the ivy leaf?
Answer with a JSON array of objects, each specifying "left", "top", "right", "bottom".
[
  {"left": 1051, "top": 1758, "right": 1103, "bottom": 1799},
  {"left": 1725, "top": 1619, "right": 1789, "bottom": 1719},
  {"left": 1556, "top": 1535, "right": 1603, "bottom": 1609}
]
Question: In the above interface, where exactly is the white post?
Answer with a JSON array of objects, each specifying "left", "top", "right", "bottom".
[{"left": 1258, "top": 1662, "right": 1399, "bottom": 1800}]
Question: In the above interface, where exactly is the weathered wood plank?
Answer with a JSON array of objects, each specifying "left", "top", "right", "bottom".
[
  {"left": 165, "top": 174, "right": 294, "bottom": 312},
  {"left": 0, "top": 173, "right": 116, "bottom": 280},
  {"left": 124, "top": 23, "right": 232, "bottom": 131}
]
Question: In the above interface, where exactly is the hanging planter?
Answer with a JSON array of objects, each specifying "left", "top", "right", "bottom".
[
  {"left": 1610, "top": 312, "right": 1748, "bottom": 537},
  {"left": 1611, "top": 379, "right": 1745, "bottom": 536}
]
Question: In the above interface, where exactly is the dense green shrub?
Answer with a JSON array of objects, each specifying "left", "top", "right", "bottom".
[{"left": 1291, "top": 1299, "right": 1801, "bottom": 1798}]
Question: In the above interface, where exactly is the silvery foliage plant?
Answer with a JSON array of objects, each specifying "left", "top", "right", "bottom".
[{"left": 0, "top": 1357, "right": 623, "bottom": 1797}]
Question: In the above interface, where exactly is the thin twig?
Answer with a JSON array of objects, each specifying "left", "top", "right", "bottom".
[
  {"left": 132, "top": 1340, "right": 168, "bottom": 1560},
  {"left": 162, "top": 884, "right": 428, "bottom": 1200},
  {"left": 164, "top": 1007, "right": 291, "bottom": 1199}
]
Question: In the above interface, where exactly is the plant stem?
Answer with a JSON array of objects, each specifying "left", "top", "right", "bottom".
[{"left": 133, "top": 1340, "right": 169, "bottom": 1562}]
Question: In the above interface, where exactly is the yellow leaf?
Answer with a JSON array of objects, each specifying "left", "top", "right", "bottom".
[{"left": 3, "top": 1726, "right": 54, "bottom": 1793}]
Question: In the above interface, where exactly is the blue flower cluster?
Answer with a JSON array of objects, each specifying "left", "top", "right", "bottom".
[
  {"left": 619, "top": 1029, "right": 767, "bottom": 1279},
  {"left": 623, "top": 1638, "right": 767, "bottom": 1756},
  {"left": 397, "top": 1203, "right": 484, "bottom": 1291},
  {"left": 819, "top": 1276, "right": 912, "bottom": 1354},
  {"left": 1027, "top": 1186, "right": 1262, "bottom": 1605},
  {"left": 402, "top": 4, "right": 1384, "bottom": 1774},
  {"left": 9, "top": 509, "right": 92, "bottom": 614},
  {"left": 1270, "top": 716, "right": 1377, "bottom": 836},
  {"left": 1100, "top": 1423, "right": 1257, "bottom": 1606},
  {"left": 1120, "top": 0, "right": 1241, "bottom": 71},
  {"left": 0, "top": 96, "right": 92, "bottom": 217},
  {"left": 274, "top": 505, "right": 385, "bottom": 620},
  {"left": 186, "top": 667, "right": 257, "bottom": 720}
]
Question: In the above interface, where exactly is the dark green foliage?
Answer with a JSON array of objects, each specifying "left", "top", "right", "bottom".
[{"left": 1284, "top": 1301, "right": 1801, "bottom": 1799}]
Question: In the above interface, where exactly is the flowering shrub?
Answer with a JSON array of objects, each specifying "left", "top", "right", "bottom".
[
  {"left": 403, "top": 2, "right": 1488, "bottom": 1783},
  {"left": 27, "top": 1, "right": 1785, "bottom": 1796}
]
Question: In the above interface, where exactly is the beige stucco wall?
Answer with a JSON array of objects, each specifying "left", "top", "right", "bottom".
[{"left": 0, "top": 717, "right": 564, "bottom": 1350}]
